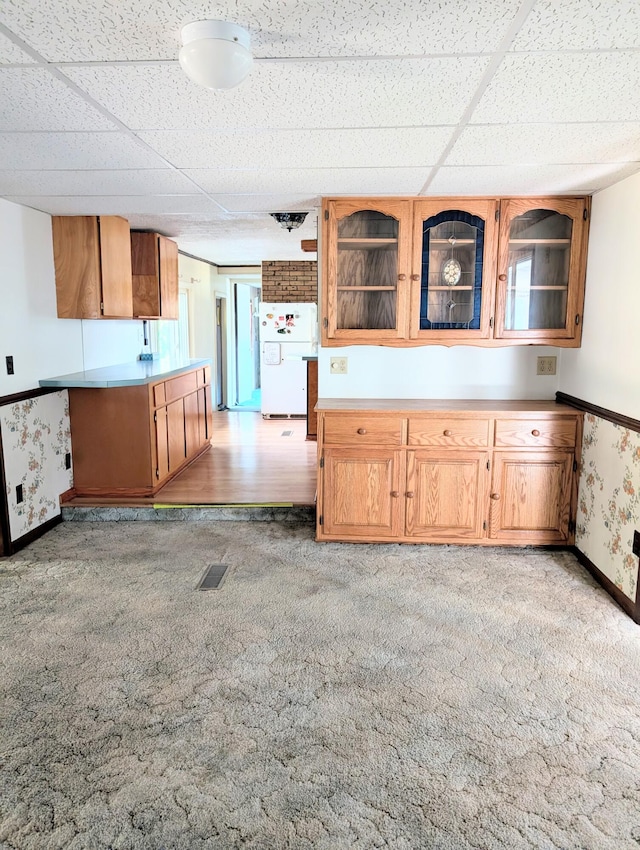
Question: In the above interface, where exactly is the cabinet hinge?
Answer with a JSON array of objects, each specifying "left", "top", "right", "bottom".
[
  {"left": 323, "top": 317, "right": 328, "bottom": 329},
  {"left": 575, "top": 314, "right": 581, "bottom": 325},
  {"left": 486, "top": 459, "right": 490, "bottom": 471},
  {"left": 483, "top": 520, "right": 487, "bottom": 531},
  {"left": 155, "top": 467, "right": 159, "bottom": 479},
  {"left": 573, "top": 459, "right": 578, "bottom": 473},
  {"left": 153, "top": 412, "right": 157, "bottom": 423},
  {"left": 319, "top": 514, "right": 323, "bottom": 525},
  {"left": 324, "top": 209, "right": 329, "bottom": 221},
  {"left": 583, "top": 208, "right": 588, "bottom": 221},
  {"left": 100, "top": 302, "right": 104, "bottom": 313},
  {"left": 568, "top": 519, "right": 576, "bottom": 533},
  {"left": 320, "top": 456, "right": 324, "bottom": 469},
  {"left": 489, "top": 317, "right": 493, "bottom": 329},
  {"left": 495, "top": 208, "right": 500, "bottom": 221}
]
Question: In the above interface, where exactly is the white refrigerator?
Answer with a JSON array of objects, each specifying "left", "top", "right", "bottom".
[{"left": 259, "top": 302, "right": 317, "bottom": 417}]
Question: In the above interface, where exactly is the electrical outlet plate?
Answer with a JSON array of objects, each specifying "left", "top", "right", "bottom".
[
  {"left": 330, "top": 357, "right": 348, "bottom": 375},
  {"left": 537, "top": 356, "right": 557, "bottom": 376}
]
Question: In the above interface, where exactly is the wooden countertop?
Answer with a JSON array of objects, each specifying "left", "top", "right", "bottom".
[{"left": 316, "top": 398, "right": 581, "bottom": 415}]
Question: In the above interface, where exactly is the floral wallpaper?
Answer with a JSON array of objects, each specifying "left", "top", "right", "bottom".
[
  {"left": 576, "top": 413, "right": 640, "bottom": 602},
  {"left": 1, "top": 391, "right": 73, "bottom": 543}
]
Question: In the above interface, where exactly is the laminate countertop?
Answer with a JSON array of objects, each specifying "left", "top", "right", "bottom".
[{"left": 39, "top": 358, "right": 211, "bottom": 389}]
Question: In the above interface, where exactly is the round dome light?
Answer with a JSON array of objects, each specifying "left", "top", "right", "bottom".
[{"left": 179, "top": 20, "right": 253, "bottom": 90}]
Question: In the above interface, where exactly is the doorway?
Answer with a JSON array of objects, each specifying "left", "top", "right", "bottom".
[
  {"left": 232, "top": 282, "right": 261, "bottom": 410},
  {"left": 215, "top": 296, "right": 227, "bottom": 410}
]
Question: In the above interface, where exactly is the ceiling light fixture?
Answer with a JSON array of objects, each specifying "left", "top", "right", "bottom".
[
  {"left": 179, "top": 20, "right": 253, "bottom": 90},
  {"left": 270, "top": 212, "right": 308, "bottom": 232}
]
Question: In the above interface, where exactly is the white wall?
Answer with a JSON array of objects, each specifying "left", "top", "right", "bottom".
[
  {"left": 0, "top": 198, "right": 146, "bottom": 395},
  {"left": 318, "top": 343, "right": 561, "bottom": 400},
  {"left": 560, "top": 171, "right": 640, "bottom": 419}
]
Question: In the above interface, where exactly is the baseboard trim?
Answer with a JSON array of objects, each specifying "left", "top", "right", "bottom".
[
  {"left": 571, "top": 545, "right": 640, "bottom": 624},
  {"left": 5, "top": 514, "right": 63, "bottom": 556}
]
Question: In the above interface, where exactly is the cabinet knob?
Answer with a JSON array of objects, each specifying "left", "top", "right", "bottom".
[
  {"left": 443, "top": 429, "right": 453, "bottom": 437},
  {"left": 411, "top": 274, "right": 420, "bottom": 281},
  {"left": 490, "top": 493, "right": 501, "bottom": 501},
  {"left": 391, "top": 491, "right": 400, "bottom": 498},
  {"left": 498, "top": 273, "right": 507, "bottom": 281},
  {"left": 406, "top": 491, "right": 414, "bottom": 498},
  {"left": 398, "top": 274, "right": 406, "bottom": 281},
  {"left": 357, "top": 428, "right": 367, "bottom": 435},
  {"left": 531, "top": 429, "right": 540, "bottom": 437}
]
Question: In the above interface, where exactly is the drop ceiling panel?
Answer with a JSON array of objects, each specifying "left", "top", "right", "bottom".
[
  {"left": 0, "top": 68, "right": 117, "bottom": 131},
  {"left": 138, "top": 127, "right": 453, "bottom": 170},
  {"left": 0, "top": 168, "right": 200, "bottom": 195},
  {"left": 472, "top": 52, "right": 640, "bottom": 124},
  {"left": 7, "top": 194, "right": 220, "bottom": 216},
  {"left": 0, "top": 132, "right": 170, "bottom": 170},
  {"left": 212, "top": 194, "right": 318, "bottom": 213},
  {"left": 0, "top": 32, "right": 34, "bottom": 63},
  {"left": 185, "top": 167, "right": 432, "bottom": 196},
  {"left": 64, "top": 58, "right": 489, "bottom": 130},
  {"left": 1, "top": 0, "right": 521, "bottom": 62},
  {"left": 448, "top": 123, "right": 640, "bottom": 166},
  {"left": 511, "top": 0, "right": 640, "bottom": 51},
  {"left": 426, "top": 162, "right": 640, "bottom": 196}
]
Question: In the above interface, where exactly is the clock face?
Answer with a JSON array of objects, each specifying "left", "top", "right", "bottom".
[{"left": 442, "top": 257, "right": 462, "bottom": 286}]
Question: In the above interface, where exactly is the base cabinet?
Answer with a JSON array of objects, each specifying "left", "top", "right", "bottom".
[
  {"left": 317, "top": 401, "right": 582, "bottom": 546},
  {"left": 69, "top": 365, "right": 212, "bottom": 497}
]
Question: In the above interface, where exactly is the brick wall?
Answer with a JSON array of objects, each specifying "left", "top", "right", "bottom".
[{"left": 261, "top": 260, "right": 317, "bottom": 303}]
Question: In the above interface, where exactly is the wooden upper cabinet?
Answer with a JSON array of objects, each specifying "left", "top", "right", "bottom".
[
  {"left": 322, "top": 198, "right": 412, "bottom": 345},
  {"left": 52, "top": 215, "right": 133, "bottom": 319},
  {"left": 321, "top": 195, "right": 590, "bottom": 347},
  {"left": 131, "top": 232, "right": 179, "bottom": 319},
  {"left": 411, "top": 198, "right": 498, "bottom": 341},
  {"left": 494, "top": 197, "right": 590, "bottom": 344}
]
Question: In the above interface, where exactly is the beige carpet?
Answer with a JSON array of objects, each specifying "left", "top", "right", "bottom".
[{"left": 1, "top": 520, "right": 639, "bottom": 849}]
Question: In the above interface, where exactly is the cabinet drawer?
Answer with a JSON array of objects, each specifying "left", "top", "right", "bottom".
[
  {"left": 196, "top": 366, "right": 211, "bottom": 387},
  {"left": 494, "top": 418, "right": 577, "bottom": 448},
  {"left": 164, "top": 371, "right": 198, "bottom": 403},
  {"left": 323, "top": 415, "right": 404, "bottom": 446},
  {"left": 408, "top": 417, "right": 490, "bottom": 447}
]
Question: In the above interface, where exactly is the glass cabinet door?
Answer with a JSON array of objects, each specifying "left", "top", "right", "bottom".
[
  {"left": 495, "top": 198, "right": 588, "bottom": 341},
  {"left": 411, "top": 199, "right": 497, "bottom": 340},
  {"left": 322, "top": 199, "right": 411, "bottom": 343}
]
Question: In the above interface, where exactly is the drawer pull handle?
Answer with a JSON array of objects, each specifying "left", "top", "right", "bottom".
[
  {"left": 391, "top": 491, "right": 400, "bottom": 498},
  {"left": 357, "top": 428, "right": 367, "bottom": 435},
  {"left": 411, "top": 274, "right": 420, "bottom": 281},
  {"left": 531, "top": 429, "right": 540, "bottom": 437},
  {"left": 398, "top": 273, "right": 406, "bottom": 281},
  {"left": 490, "top": 493, "right": 501, "bottom": 501},
  {"left": 443, "top": 429, "right": 453, "bottom": 437},
  {"left": 498, "top": 273, "right": 507, "bottom": 281},
  {"left": 406, "top": 491, "right": 414, "bottom": 498}
]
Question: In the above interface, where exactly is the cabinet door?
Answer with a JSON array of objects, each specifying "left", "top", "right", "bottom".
[
  {"left": 405, "top": 450, "right": 489, "bottom": 540},
  {"left": 322, "top": 198, "right": 412, "bottom": 344},
  {"left": 98, "top": 216, "right": 133, "bottom": 318},
  {"left": 321, "top": 448, "right": 404, "bottom": 540},
  {"left": 167, "top": 399, "right": 187, "bottom": 473},
  {"left": 52, "top": 216, "right": 102, "bottom": 318},
  {"left": 489, "top": 451, "right": 574, "bottom": 544},
  {"left": 411, "top": 199, "right": 498, "bottom": 341},
  {"left": 494, "top": 198, "right": 588, "bottom": 343},
  {"left": 158, "top": 235, "right": 179, "bottom": 319},
  {"left": 154, "top": 405, "right": 170, "bottom": 482},
  {"left": 184, "top": 391, "right": 200, "bottom": 458}
]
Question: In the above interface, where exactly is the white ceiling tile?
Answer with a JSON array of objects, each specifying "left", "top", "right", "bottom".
[
  {"left": 0, "top": 168, "right": 200, "bottom": 195},
  {"left": 185, "top": 167, "right": 432, "bottom": 196},
  {"left": 0, "top": 132, "right": 169, "bottom": 169},
  {"left": 211, "top": 195, "right": 318, "bottom": 214},
  {"left": 6, "top": 194, "right": 219, "bottom": 216},
  {"left": 472, "top": 52, "right": 640, "bottom": 124},
  {"left": 512, "top": 0, "right": 640, "bottom": 51},
  {"left": 1, "top": 0, "right": 521, "bottom": 62},
  {"left": 0, "top": 68, "right": 116, "bottom": 131},
  {"left": 426, "top": 162, "right": 640, "bottom": 196},
  {"left": 64, "top": 58, "right": 489, "bottom": 130},
  {"left": 0, "top": 31, "right": 35, "bottom": 64},
  {"left": 139, "top": 127, "right": 453, "bottom": 170},
  {"left": 448, "top": 123, "right": 640, "bottom": 166}
]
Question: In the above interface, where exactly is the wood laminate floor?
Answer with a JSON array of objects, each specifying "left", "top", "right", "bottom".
[{"left": 64, "top": 410, "right": 317, "bottom": 508}]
